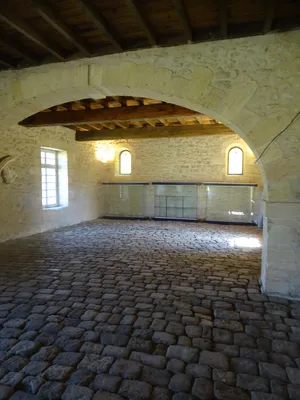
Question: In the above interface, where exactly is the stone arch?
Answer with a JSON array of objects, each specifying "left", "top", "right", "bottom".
[
  {"left": 0, "top": 62, "right": 267, "bottom": 189},
  {"left": 0, "top": 31, "right": 299, "bottom": 297}
]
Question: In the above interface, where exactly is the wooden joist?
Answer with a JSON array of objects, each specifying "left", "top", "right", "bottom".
[
  {"left": 0, "top": 37, "right": 37, "bottom": 63},
  {"left": 75, "top": 124, "right": 233, "bottom": 141},
  {"left": 264, "top": 0, "right": 275, "bottom": 34},
  {"left": 172, "top": 0, "right": 193, "bottom": 42},
  {"left": 0, "top": 58, "right": 15, "bottom": 68},
  {"left": 0, "top": 6, "right": 65, "bottom": 60},
  {"left": 29, "top": 0, "right": 91, "bottom": 56},
  {"left": 77, "top": 0, "right": 123, "bottom": 52},
  {"left": 124, "top": 0, "right": 156, "bottom": 46},
  {"left": 219, "top": 0, "right": 228, "bottom": 38},
  {"left": 20, "top": 104, "right": 200, "bottom": 127}
]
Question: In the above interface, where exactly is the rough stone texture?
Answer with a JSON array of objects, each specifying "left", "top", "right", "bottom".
[
  {"left": 214, "top": 382, "right": 250, "bottom": 400},
  {"left": 0, "top": 125, "right": 100, "bottom": 244},
  {"left": 199, "top": 350, "right": 229, "bottom": 370},
  {"left": 118, "top": 379, "right": 152, "bottom": 400},
  {"left": 258, "top": 362, "right": 288, "bottom": 382},
  {"left": 236, "top": 374, "right": 269, "bottom": 392},
  {"left": 93, "top": 392, "right": 124, "bottom": 400},
  {"left": 38, "top": 381, "right": 65, "bottom": 400},
  {"left": 286, "top": 367, "right": 300, "bottom": 384},
  {"left": 1, "top": 31, "right": 300, "bottom": 298},
  {"left": 213, "top": 369, "right": 236, "bottom": 386},
  {"left": 288, "top": 384, "right": 300, "bottom": 400},
  {"left": 61, "top": 385, "right": 94, "bottom": 400},
  {"left": 130, "top": 352, "right": 167, "bottom": 369},
  {"left": 0, "top": 220, "right": 299, "bottom": 399},
  {"left": 78, "top": 355, "right": 114, "bottom": 374},
  {"left": 53, "top": 352, "right": 83, "bottom": 367},
  {"left": 167, "top": 359, "right": 185, "bottom": 374},
  {"left": 141, "top": 366, "right": 171, "bottom": 387},
  {"left": 0, "top": 385, "right": 14, "bottom": 399},
  {"left": 9, "top": 341, "right": 40, "bottom": 357},
  {"left": 169, "top": 373, "right": 192, "bottom": 393},
  {"left": 67, "top": 369, "right": 95, "bottom": 387},
  {"left": 109, "top": 359, "right": 142, "bottom": 379},
  {"left": 42, "top": 365, "right": 73, "bottom": 382},
  {"left": 93, "top": 373, "right": 122, "bottom": 392},
  {"left": 166, "top": 346, "right": 199, "bottom": 363},
  {"left": 22, "top": 375, "right": 45, "bottom": 394},
  {"left": 192, "top": 378, "right": 214, "bottom": 399},
  {"left": 0, "top": 127, "right": 260, "bottom": 247},
  {"left": 186, "top": 364, "right": 211, "bottom": 379}
]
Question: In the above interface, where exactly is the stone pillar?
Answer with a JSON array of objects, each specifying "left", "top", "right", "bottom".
[{"left": 261, "top": 201, "right": 300, "bottom": 299}]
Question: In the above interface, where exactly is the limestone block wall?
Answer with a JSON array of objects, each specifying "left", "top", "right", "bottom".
[
  {"left": 102, "top": 133, "right": 262, "bottom": 185},
  {"left": 0, "top": 125, "right": 103, "bottom": 242},
  {"left": 100, "top": 133, "right": 262, "bottom": 222},
  {"left": 0, "top": 30, "right": 299, "bottom": 297}
]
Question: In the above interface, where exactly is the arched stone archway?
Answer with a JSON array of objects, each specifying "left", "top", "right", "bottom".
[{"left": 0, "top": 31, "right": 299, "bottom": 298}]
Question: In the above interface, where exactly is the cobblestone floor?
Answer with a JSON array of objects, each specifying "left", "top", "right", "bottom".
[{"left": 0, "top": 219, "right": 299, "bottom": 400}]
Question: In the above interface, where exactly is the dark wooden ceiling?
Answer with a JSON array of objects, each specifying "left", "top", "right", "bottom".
[
  {"left": 0, "top": 0, "right": 299, "bottom": 71},
  {"left": 19, "top": 96, "right": 221, "bottom": 131},
  {"left": 19, "top": 96, "right": 234, "bottom": 141}
]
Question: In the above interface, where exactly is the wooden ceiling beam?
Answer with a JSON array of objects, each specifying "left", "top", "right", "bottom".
[
  {"left": 0, "top": 6, "right": 65, "bottom": 60},
  {"left": 124, "top": 0, "right": 156, "bottom": 46},
  {"left": 264, "top": 0, "right": 275, "bottom": 34},
  {"left": 28, "top": 0, "right": 91, "bottom": 56},
  {"left": 146, "top": 120, "right": 157, "bottom": 128},
  {"left": 172, "top": 0, "right": 193, "bottom": 42},
  {"left": 76, "top": 0, "right": 123, "bottom": 52},
  {"left": 115, "top": 122, "right": 128, "bottom": 129},
  {"left": 101, "top": 123, "right": 115, "bottom": 130},
  {"left": 76, "top": 124, "right": 233, "bottom": 141},
  {"left": 0, "top": 37, "right": 37, "bottom": 63},
  {"left": 219, "top": 0, "right": 228, "bottom": 38},
  {"left": 0, "top": 58, "right": 15, "bottom": 68},
  {"left": 196, "top": 116, "right": 203, "bottom": 125},
  {"left": 20, "top": 104, "right": 200, "bottom": 127}
]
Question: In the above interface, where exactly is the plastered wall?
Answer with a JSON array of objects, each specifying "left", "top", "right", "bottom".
[{"left": 0, "top": 125, "right": 102, "bottom": 242}]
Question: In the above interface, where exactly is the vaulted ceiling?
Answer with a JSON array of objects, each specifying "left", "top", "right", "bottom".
[{"left": 0, "top": 0, "right": 299, "bottom": 71}]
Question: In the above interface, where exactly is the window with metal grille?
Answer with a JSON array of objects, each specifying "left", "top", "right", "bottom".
[{"left": 41, "top": 148, "right": 68, "bottom": 209}]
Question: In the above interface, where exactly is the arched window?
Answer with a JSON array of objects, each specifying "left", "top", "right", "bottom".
[
  {"left": 119, "top": 150, "right": 132, "bottom": 175},
  {"left": 228, "top": 147, "right": 243, "bottom": 175}
]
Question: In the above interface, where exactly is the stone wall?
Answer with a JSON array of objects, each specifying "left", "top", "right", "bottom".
[
  {"left": 0, "top": 125, "right": 261, "bottom": 243},
  {"left": 102, "top": 133, "right": 262, "bottom": 185},
  {"left": 0, "top": 125, "right": 102, "bottom": 242},
  {"left": 0, "top": 30, "right": 299, "bottom": 297},
  {"left": 101, "top": 133, "right": 262, "bottom": 223}
]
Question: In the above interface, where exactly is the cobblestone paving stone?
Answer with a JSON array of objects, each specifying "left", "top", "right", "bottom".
[{"left": 0, "top": 219, "right": 299, "bottom": 399}]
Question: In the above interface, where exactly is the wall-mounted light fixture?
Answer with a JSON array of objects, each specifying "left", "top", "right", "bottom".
[{"left": 95, "top": 144, "right": 115, "bottom": 163}]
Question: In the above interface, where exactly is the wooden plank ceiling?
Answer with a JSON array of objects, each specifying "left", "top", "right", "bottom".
[
  {"left": 19, "top": 96, "right": 234, "bottom": 141},
  {"left": 0, "top": 0, "right": 299, "bottom": 71}
]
